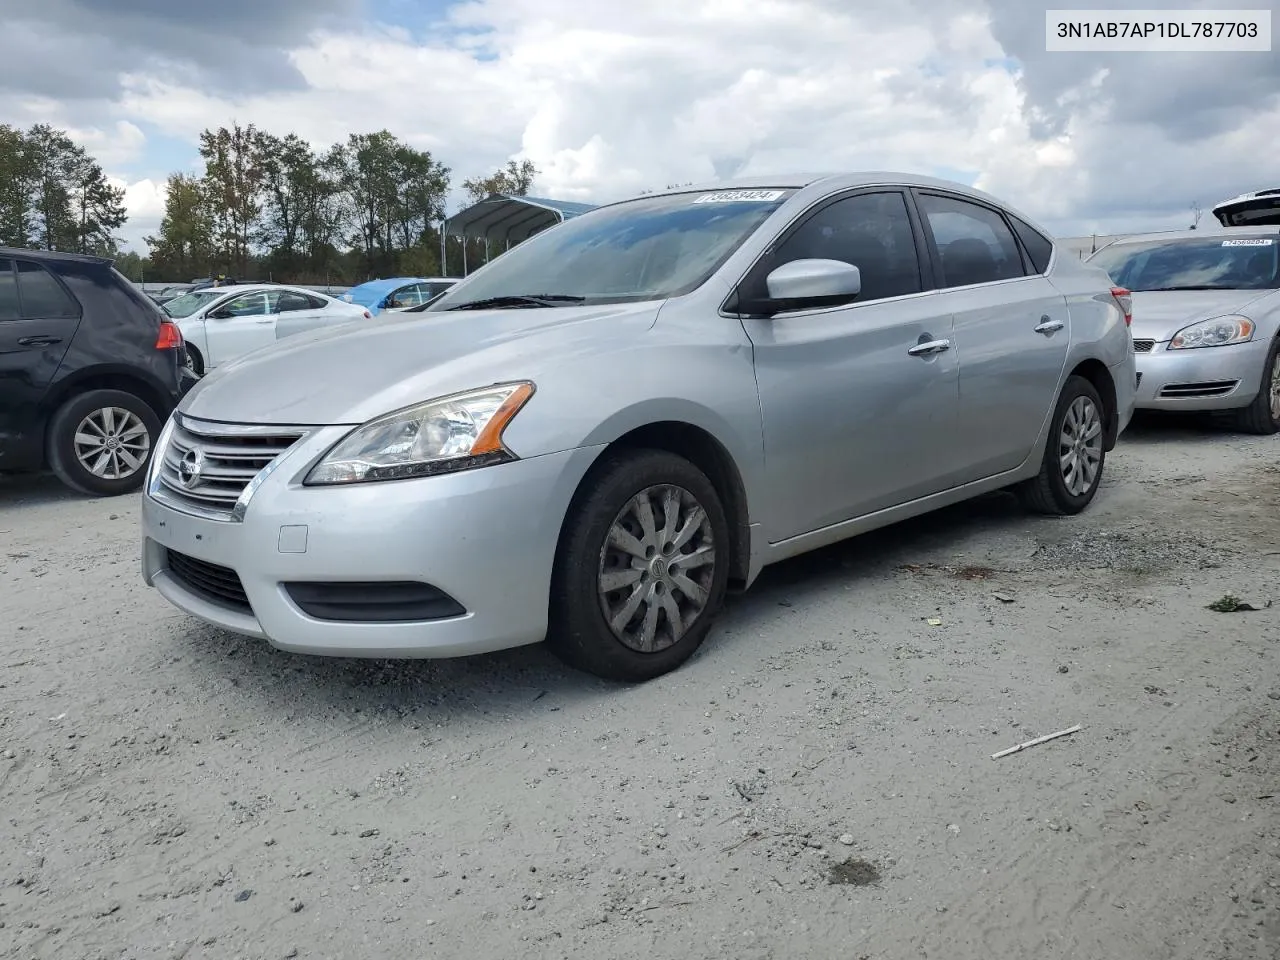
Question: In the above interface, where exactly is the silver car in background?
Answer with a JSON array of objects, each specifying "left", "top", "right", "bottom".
[
  {"left": 1088, "top": 227, "right": 1280, "bottom": 433},
  {"left": 141, "top": 173, "right": 1135, "bottom": 682}
]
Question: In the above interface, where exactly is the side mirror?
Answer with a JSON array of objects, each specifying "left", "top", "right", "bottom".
[{"left": 762, "top": 259, "right": 861, "bottom": 311}]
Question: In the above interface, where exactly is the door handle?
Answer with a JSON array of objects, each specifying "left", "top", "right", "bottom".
[
  {"left": 1034, "top": 316, "right": 1065, "bottom": 335},
  {"left": 17, "top": 335, "right": 63, "bottom": 346},
  {"left": 908, "top": 338, "right": 952, "bottom": 357}
]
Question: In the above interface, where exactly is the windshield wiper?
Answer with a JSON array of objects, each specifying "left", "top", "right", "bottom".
[{"left": 445, "top": 294, "right": 586, "bottom": 311}]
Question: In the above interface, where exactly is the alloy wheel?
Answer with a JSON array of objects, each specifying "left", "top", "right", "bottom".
[
  {"left": 597, "top": 483, "right": 717, "bottom": 653},
  {"left": 1269, "top": 354, "right": 1280, "bottom": 422},
  {"left": 74, "top": 407, "right": 151, "bottom": 480}
]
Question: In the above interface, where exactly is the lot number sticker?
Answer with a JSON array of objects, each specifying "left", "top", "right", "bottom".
[
  {"left": 1222, "top": 238, "right": 1274, "bottom": 246},
  {"left": 692, "top": 190, "right": 785, "bottom": 203}
]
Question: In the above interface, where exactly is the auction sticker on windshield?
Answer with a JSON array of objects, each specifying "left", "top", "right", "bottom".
[
  {"left": 692, "top": 190, "right": 785, "bottom": 203},
  {"left": 1222, "top": 238, "right": 1274, "bottom": 246}
]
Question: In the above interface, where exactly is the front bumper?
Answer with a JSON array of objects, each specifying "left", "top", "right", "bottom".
[
  {"left": 1134, "top": 338, "right": 1268, "bottom": 411},
  {"left": 141, "top": 426, "right": 604, "bottom": 658}
]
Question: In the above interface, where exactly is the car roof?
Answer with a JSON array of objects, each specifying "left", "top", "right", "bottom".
[
  {"left": 1103, "top": 225, "right": 1280, "bottom": 246},
  {"left": 191, "top": 283, "right": 329, "bottom": 296},
  {"left": 0, "top": 246, "right": 112, "bottom": 266},
  {"left": 601, "top": 172, "right": 1053, "bottom": 238}
]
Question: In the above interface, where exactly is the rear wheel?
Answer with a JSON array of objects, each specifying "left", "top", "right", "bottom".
[
  {"left": 1018, "top": 375, "right": 1107, "bottom": 516},
  {"left": 1230, "top": 336, "right": 1280, "bottom": 435},
  {"left": 548, "top": 449, "right": 730, "bottom": 682},
  {"left": 46, "top": 389, "right": 162, "bottom": 496}
]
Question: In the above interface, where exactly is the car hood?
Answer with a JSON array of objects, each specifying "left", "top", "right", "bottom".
[
  {"left": 178, "top": 301, "right": 662, "bottom": 425},
  {"left": 1129, "top": 289, "right": 1275, "bottom": 341}
]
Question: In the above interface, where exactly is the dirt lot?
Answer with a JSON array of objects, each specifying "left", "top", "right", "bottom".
[{"left": 2, "top": 416, "right": 1278, "bottom": 960}]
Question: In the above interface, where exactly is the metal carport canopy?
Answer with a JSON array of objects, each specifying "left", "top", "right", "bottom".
[{"left": 443, "top": 193, "right": 598, "bottom": 248}]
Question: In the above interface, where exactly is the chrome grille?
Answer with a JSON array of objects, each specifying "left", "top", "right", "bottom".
[
  {"left": 154, "top": 417, "right": 306, "bottom": 520},
  {"left": 1132, "top": 339, "right": 1155, "bottom": 353}
]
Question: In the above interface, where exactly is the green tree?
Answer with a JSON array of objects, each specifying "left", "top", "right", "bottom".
[
  {"left": 199, "top": 123, "right": 263, "bottom": 275},
  {"left": 0, "top": 124, "right": 36, "bottom": 247},
  {"left": 145, "top": 173, "right": 214, "bottom": 280},
  {"left": 461, "top": 158, "right": 538, "bottom": 203},
  {"left": 67, "top": 156, "right": 127, "bottom": 254}
]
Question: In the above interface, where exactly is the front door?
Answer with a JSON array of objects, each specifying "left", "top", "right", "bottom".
[
  {"left": 738, "top": 190, "right": 961, "bottom": 542},
  {"left": 203, "top": 291, "right": 274, "bottom": 368},
  {"left": 0, "top": 258, "right": 82, "bottom": 463},
  {"left": 913, "top": 191, "right": 1071, "bottom": 480}
]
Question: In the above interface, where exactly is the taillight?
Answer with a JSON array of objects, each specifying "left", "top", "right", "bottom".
[
  {"left": 156, "top": 319, "right": 183, "bottom": 349},
  {"left": 1111, "top": 286, "right": 1132, "bottom": 327},
  {"left": 363, "top": 310, "right": 373, "bottom": 320}
]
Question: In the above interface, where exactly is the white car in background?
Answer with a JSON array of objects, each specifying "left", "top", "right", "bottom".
[{"left": 163, "top": 284, "right": 371, "bottom": 375}]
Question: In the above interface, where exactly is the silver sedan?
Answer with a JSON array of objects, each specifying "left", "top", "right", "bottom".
[
  {"left": 141, "top": 173, "right": 1135, "bottom": 682},
  {"left": 1087, "top": 228, "right": 1280, "bottom": 433}
]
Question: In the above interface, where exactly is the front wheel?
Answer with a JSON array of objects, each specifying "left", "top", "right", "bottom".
[
  {"left": 46, "top": 389, "right": 162, "bottom": 496},
  {"left": 1017, "top": 375, "right": 1107, "bottom": 516},
  {"left": 548, "top": 449, "right": 730, "bottom": 682}
]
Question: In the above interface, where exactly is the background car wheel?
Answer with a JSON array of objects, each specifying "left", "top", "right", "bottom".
[
  {"left": 1231, "top": 336, "right": 1280, "bottom": 436},
  {"left": 46, "top": 389, "right": 162, "bottom": 496},
  {"left": 1017, "top": 375, "right": 1107, "bottom": 516},
  {"left": 549, "top": 448, "right": 731, "bottom": 682},
  {"left": 184, "top": 345, "right": 204, "bottom": 377}
]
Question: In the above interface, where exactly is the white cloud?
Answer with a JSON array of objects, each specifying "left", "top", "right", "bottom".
[{"left": 5, "top": 0, "right": 1277, "bottom": 250}]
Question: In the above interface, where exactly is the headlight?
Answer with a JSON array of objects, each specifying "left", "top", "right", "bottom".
[
  {"left": 1168, "top": 315, "right": 1255, "bottom": 349},
  {"left": 305, "top": 382, "right": 535, "bottom": 485}
]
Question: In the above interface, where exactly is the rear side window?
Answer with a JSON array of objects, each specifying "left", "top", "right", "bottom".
[
  {"left": 917, "top": 193, "right": 1028, "bottom": 287},
  {"left": 270, "top": 290, "right": 315, "bottom": 313},
  {"left": 15, "top": 259, "right": 82, "bottom": 319},
  {"left": 1009, "top": 215, "right": 1054, "bottom": 273},
  {"left": 0, "top": 260, "right": 17, "bottom": 320}
]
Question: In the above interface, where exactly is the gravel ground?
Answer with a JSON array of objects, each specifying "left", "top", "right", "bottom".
[{"left": 2, "top": 415, "right": 1278, "bottom": 960}]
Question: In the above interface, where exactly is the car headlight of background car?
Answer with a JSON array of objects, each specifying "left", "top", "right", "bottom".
[
  {"left": 1168, "top": 315, "right": 1255, "bottom": 350},
  {"left": 305, "top": 382, "right": 535, "bottom": 485}
]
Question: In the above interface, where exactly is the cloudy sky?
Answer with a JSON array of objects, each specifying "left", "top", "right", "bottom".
[{"left": 0, "top": 0, "right": 1276, "bottom": 251}]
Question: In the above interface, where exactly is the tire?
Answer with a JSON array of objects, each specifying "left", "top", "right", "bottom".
[
  {"left": 184, "top": 344, "right": 204, "bottom": 377},
  {"left": 1017, "top": 375, "right": 1108, "bottom": 516},
  {"left": 46, "top": 389, "right": 163, "bottom": 497},
  {"left": 548, "top": 449, "right": 731, "bottom": 682},
  {"left": 1230, "top": 336, "right": 1280, "bottom": 436}
]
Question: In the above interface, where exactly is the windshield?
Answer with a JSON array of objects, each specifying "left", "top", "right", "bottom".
[
  {"left": 163, "top": 290, "right": 228, "bottom": 318},
  {"left": 429, "top": 189, "right": 795, "bottom": 309},
  {"left": 1089, "top": 236, "right": 1279, "bottom": 291}
]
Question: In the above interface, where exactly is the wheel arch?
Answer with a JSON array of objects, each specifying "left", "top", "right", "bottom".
[
  {"left": 41, "top": 365, "right": 177, "bottom": 429},
  {"left": 560, "top": 420, "right": 754, "bottom": 588},
  {"left": 1068, "top": 357, "right": 1118, "bottom": 450}
]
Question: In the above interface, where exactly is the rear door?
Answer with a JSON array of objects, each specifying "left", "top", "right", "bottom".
[
  {"left": 271, "top": 289, "right": 349, "bottom": 340},
  {"left": 203, "top": 291, "right": 273, "bottom": 368},
  {"left": 912, "top": 190, "right": 1071, "bottom": 481},
  {"left": 0, "top": 258, "right": 83, "bottom": 458}
]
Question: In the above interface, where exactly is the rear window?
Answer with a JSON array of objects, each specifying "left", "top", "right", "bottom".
[
  {"left": 16, "top": 259, "right": 81, "bottom": 319},
  {"left": 1009, "top": 215, "right": 1054, "bottom": 273}
]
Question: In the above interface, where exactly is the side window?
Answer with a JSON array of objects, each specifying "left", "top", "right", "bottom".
[
  {"left": 427, "top": 282, "right": 455, "bottom": 298},
  {"left": 390, "top": 284, "right": 426, "bottom": 307},
  {"left": 0, "top": 260, "right": 17, "bottom": 320},
  {"left": 1008, "top": 215, "right": 1054, "bottom": 274},
  {"left": 304, "top": 293, "right": 328, "bottom": 309},
  {"left": 15, "top": 260, "right": 81, "bottom": 319},
  {"left": 270, "top": 290, "right": 313, "bottom": 313},
  {"left": 769, "top": 191, "right": 923, "bottom": 302},
  {"left": 917, "top": 193, "right": 1027, "bottom": 287},
  {"left": 220, "top": 293, "right": 266, "bottom": 317}
]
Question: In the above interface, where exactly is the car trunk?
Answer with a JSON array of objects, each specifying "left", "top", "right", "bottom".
[{"left": 1213, "top": 190, "right": 1280, "bottom": 227}]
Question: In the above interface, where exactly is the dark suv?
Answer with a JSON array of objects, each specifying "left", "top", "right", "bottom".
[{"left": 0, "top": 248, "right": 191, "bottom": 496}]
